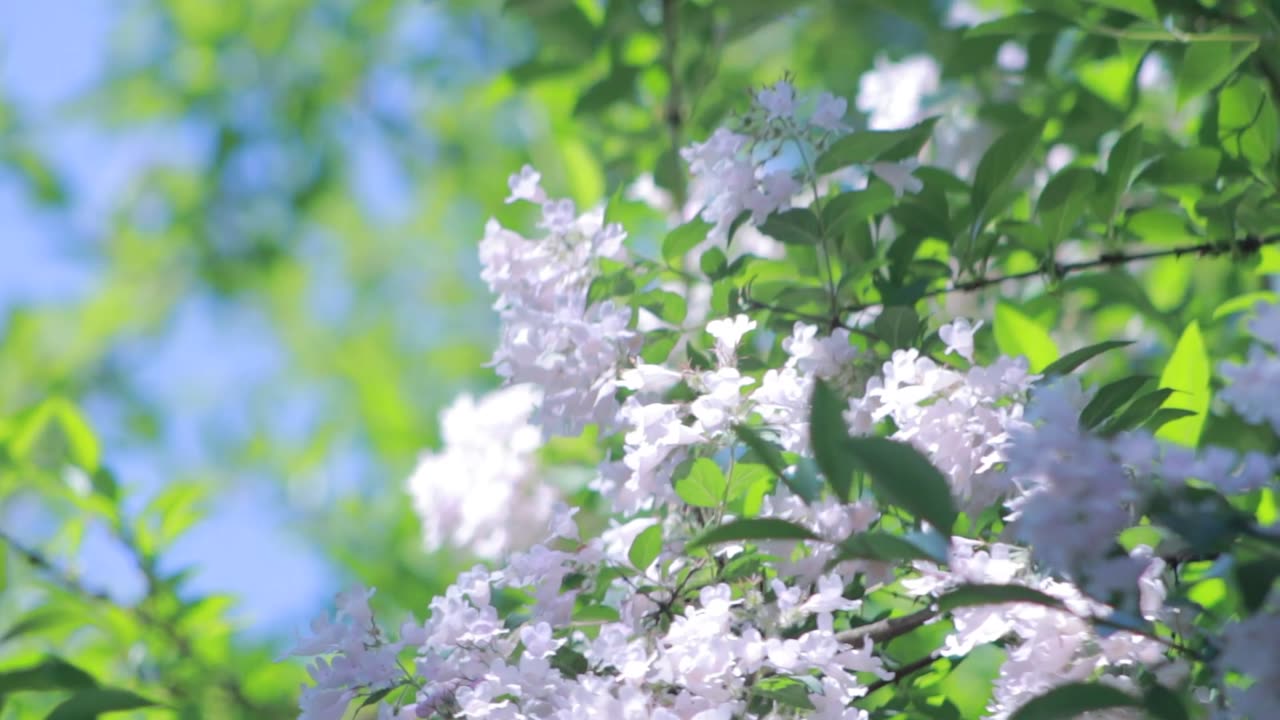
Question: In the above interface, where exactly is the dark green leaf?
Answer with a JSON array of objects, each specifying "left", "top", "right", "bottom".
[
  {"left": 970, "top": 121, "right": 1044, "bottom": 233},
  {"left": 821, "top": 185, "right": 896, "bottom": 238},
  {"left": 815, "top": 117, "right": 940, "bottom": 173},
  {"left": 809, "top": 380, "right": 856, "bottom": 501},
  {"left": 1080, "top": 375, "right": 1152, "bottom": 429},
  {"left": 1176, "top": 40, "right": 1258, "bottom": 108},
  {"left": 833, "top": 530, "right": 949, "bottom": 565},
  {"left": 1142, "top": 684, "right": 1190, "bottom": 720},
  {"left": 1041, "top": 340, "right": 1132, "bottom": 378},
  {"left": 733, "top": 425, "right": 788, "bottom": 475},
  {"left": 359, "top": 687, "right": 395, "bottom": 709},
  {"left": 1037, "top": 167, "right": 1097, "bottom": 250},
  {"left": 874, "top": 306, "right": 921, "bottom": 349},
  {"left": 1140, "top": 147, "right": 1221, "bottom": 186},
  {"left": 1084, "top": 0, "right": 1158, "bottom": 20},
  {"left": 0, "top": 657, "right": 96, "bottom": 695},
  {"left": 1098, "top": 124, "right": 1144, "bottom": 229},
  {"left": 1007, "top": 682, "right": 1139, "bottom": 720},
  {"left": 1102, "top": 388, "right": 1175, "bottom": 433},
  {"left": 758, "top": 208, "right": 822, "bottom": 246},
  {"left": 687, "top": 518, "right": 820, "bottom": 549},
  {"left": 965, "top": 12, "right": 1071, "bottom": 37},
  {"left": 46, "top": 689, "right": 157, "bottom": 720},
  {"left": 844, "top": 436, "right": 958, "bottom": 536},
  {"left": 937, "top": 584, "right": 1066, "bottom": 613}
]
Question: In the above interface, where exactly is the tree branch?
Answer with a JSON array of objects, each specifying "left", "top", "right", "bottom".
[
  {"left": 746, "top": 234, "right": 1279, "bottom": 329},
  {"left": 836, "top": 606, "right": 939, "bottom": 646}
]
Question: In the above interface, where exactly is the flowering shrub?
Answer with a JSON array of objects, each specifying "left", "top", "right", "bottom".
[{"left": 286, "top": 72, "right": 1280, "bottom": 720}]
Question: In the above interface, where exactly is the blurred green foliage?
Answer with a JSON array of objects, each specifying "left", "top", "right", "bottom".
[{"left": 1, "top": 0, "right": 1279, "bottom": 716}]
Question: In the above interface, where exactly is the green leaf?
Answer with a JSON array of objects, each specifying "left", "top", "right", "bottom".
[
  {"left": 965, "top": 12, "right": 1071, "bottom": 37},
  {"left": 758, "top": 208, "right": 822, "bottom": 246},
  {"left": 573, "top": 65, "right": 637, "bottom": 116},
  {"left": 9, "top": 398, "right": 101, "bottom": 472},
  {"left": 833, "top": 530, "right": 949, "bottom": 565},
  {"left": 1, "top": 610, "right": 68, "bottom": 645},
  {"left": 662, "top": 220, "right": 711, "bottom": 266},
  {"left": 1140, "top": 147, "right": 1221, "bottom": 186},
  {"left": 358, "top": 687, "right": 395, "bottom": 710},
  {"left": 1142, "top": 684, "right": 1190, "bottom": 720},
  {"left": 733, "top": 425, "right": 789, "bottom": 478},
  {"left": 726, "top": 463, "right": 773, "bottom": 503},
  {"left": 700, "top": 247, "right": 728, "bottom": 278},
  {"left": 970, "top": 120, "right": 1044, "bottom": 233},
  {"left": 1098, "top": 124, "right": 1144, "bottom": 228},
  {"left": 873, "top": 306, "right": 920, "bottom": 349},
  {"left": 1083, "top": 0, "right": 1158, "bottom": 20},
  {"left": 675, "top": 458, "right": 728, "bottom": 507},
  {"left": 1212, "top": 291, "right": 1278, "bottom": 320},
  {"left": 1041, "top": 340, "right": 1132, "bottom": 378},
  {"left": 782, "top": 457, "right": 825, "bottom": 505},
  {"left": 1176, "top": 40, "right": 1258, "bottom": 108},
  {"left": 844, "top": 437, "right": 958, "bottom": 536},
  {"left": 1217, "top": 75, "right": 1279, "bottom": 166},
  {"left": 937, "top": 584, "right": 1065, "bottom": 613},
  {"left": 0, "top": 657, "right": 97, "bottom": 694},
  {"left": 1037, "top": 167, "right": 1098, "bottom": 250},
  {"left": 1155, "top": 321, "right": 1210, "bottom": 447},
  {"left": 1102, "top": 388, "right": 1175, "bottom": 433},
  {"left": 815, "top": 117, "right": 939, "bottom": 173},
  {"left": 821, "top": 185, "right": 896, "bottom": 238},
  {"left": 628, "top": 523, "right": 663, "bottom": 571},
  {"left": 1007, "top": 682, "right": 1139, "bottom": 720},
  {"left": 810, "top": 380, "right": 856, "bottom": 501},
  {"left": 1079, "top": 375, "right": 1152, "bottom": 429},
  {"left": 994, "top": 302, "right": 1059, "bottom": 373},
  {"left": 687, "top": 518, "right": 820, "bottom": 549},
  {"left": 755, "top": 675, "right": 816, "bottom": 710},
  {"left": 1145, "top": 408, "right": 1197, "bottom": 434},
  {"left": 45, "top": 688, "right": 157, "bottom": 720}
]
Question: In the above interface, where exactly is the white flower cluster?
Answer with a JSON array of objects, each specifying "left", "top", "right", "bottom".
[
  {"left": 481, "top": 166, "right": 641, "bottom": 434},
  {"left": 406, "top": 384, "right": 555, "bottom": 557},
  {"left": 845, "top": 319, "right": 1036, "bottom": 512},
  {"left": 905, "top": 539, "right": 1175, "bottom": 718},
  {"left": 682, "top": 80, "right": 849, "bottom": 236},
  {"left": 1007, "top": 378, "right": 1275, "bottom": 606},
  {"left": 1220, "top": 301, "right": 1280, "bottom": 433},
  {"left": 287, "top": 82, "right": 1280, "bottom": 720}
]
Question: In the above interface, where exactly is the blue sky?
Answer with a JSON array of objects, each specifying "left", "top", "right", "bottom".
[{"left": 0, "top": 0, "right": 352, "bottom": 641}]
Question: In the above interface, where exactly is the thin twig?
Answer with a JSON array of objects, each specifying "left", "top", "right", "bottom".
[
  {"left": 836, "top": 233, "right": 1279, "bottom": 322},
  {"left": 861, "top": 653, "right": 941, "bottom": 696}
]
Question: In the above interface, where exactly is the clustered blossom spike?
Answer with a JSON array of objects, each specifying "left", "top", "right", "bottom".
[
  {"left": 405, "top": 384, "right": 553, "bottom": 557},
  {"left": 286, "top": 81, "right": 1280, "bottom": 720},
  {"left": 481, "top": 167, "right": 640, "bottom": 434}
]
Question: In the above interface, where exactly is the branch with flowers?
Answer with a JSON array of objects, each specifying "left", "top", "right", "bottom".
[{"left": 282, "top": 53, "right": 1280, "bottom": 720}]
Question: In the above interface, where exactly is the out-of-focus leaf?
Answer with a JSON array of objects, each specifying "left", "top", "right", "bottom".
[
  {"left": 994, "top": 302, "right": 1059, "bottom": 373},
  {"left": 1155, "top": 321, "right": 1210, "bottom": 447},
  {"left": 687, "top": 518, "right": 820, "bottom": 549},
  {"left": 1008, "top": 682, "right": 1139, "bottom": 720},
  {"left": 1176, "top": 40, "right": 1258, "bottom": 108}
]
